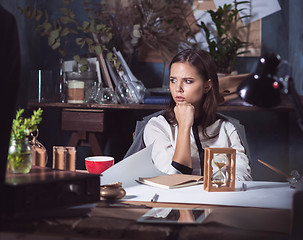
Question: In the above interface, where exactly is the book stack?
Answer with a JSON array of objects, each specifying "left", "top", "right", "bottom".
[
  {"left": 143, "top": 87, "right": 170, "bottom": 105},
  {"left": 143, "top": 95, "right": 170, "bottom": 105}
]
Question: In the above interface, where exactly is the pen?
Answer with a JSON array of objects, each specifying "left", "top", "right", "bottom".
[
  {"left": 257, "top": 159, "right": 289, "bottom": 179},
  {"left": 151, "top": 193, "right": 159, "bottom": 202},
  {"left": 107, "top": 203, "right": 152, "bottom": 209}
]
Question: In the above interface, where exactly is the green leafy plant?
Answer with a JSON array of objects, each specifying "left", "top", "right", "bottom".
[
  {"left": 96, "top": 0, "right": 197, "bottom": 64},
  {"left": 11, "top": 108, "right": 43, "bottom": 141},
  {"left": 8, "top": 108, "right": 43, "bottom": 173},
  {"left": 18, "top": 0, "right": 113, "bottom": 72},
  {"left": 197, "top": 0, "right": 251, "bottom": 73}
]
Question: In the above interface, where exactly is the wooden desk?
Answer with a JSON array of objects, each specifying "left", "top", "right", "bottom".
[
  {"left": 0, "top": 200, "right": 291, "bottom": 240},
  {"left": 27, "top": 97, "right": 297, "bottom": 112},
  {"left": 27, "top": 103, "right": 167, "bottom": 156},
  {"left": 27, "top": 103, "right": 169, "bottom": 157}
]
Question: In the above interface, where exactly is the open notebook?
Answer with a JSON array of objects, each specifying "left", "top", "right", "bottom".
[{"left": 137, "top": 174, "right": 203, "bottom": 189}]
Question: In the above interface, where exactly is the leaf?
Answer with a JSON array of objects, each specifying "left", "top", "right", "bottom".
[
  {"left": 36, "top": 22, "right": 52, "bottom": 36},
  {"left": 73, "top": 55, "right": 81, "bottom": 62},
  {"left": 88, "top": 44, "right": 94, "bottom": 53},
  {"left": 75, "top": 37, "right": 83, "bottom": 45},
  {"left": 87, "top": 19, "right": 95, "bottom": 32},
  {"left": 49, "top": 29, "right": 60, "bottom": 39},
  {"left": 51, "top": 40, "right": 61, "bottom": 50},
  {"left": 96, "top": 24, "right": 105, "bottom": 31},
  {"left": 10, "top": 108, "right": 43, "bottom": 140},
  {"left": 61, "top": 27, "right": 70, "bottom": 37},
  {"left": 35, "top": 9, "right": 43, "bottom": 21},
  {"left": 80, "top": 65, "right": 88, "bottom": 72},
  {"left": 82, "top": 21, "right": 90, "bottom": 30},
  {"left": 60, "top": 16, "right": 73, "bottom": 24},
  {"left": 94, "top": 45, "right": 102, "bottom": 56},
  {"left": 78, "top": 58, "right": 88, "bottom": 65},
  {"left": 106, "top": 52, "right": 114, "bottom": 63},
  {"left": 85, "top": 38, "right": 93, "bottom": 45},
  {"left": 107, "top": 32, "right": 113, "bottom": 41},
  {"left": 48, "top": 29, "right": 60, "bottom": 47}
]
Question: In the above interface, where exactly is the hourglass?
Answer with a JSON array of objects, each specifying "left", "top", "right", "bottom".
[
  {"left": 203, "top": 148, "right": 236, "bottom": 192},
  {"left": 212, "top": 154, "right": 228, "bottom": 187}
]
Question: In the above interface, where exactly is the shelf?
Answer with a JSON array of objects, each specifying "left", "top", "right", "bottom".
[{"left": 27, "top": 96, "right": 298, "bottom": 112}]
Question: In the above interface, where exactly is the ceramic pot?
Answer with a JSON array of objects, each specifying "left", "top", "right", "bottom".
[{"left": 100, "top": 182, "right": 126, "bottom": 200}]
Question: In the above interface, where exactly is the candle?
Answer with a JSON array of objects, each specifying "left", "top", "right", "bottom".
[
  {"left": 53, "top": 147, "right": 65, "bottom": 170},
  {"left": 66, "top": 147, "right": 76, "bottom": 171},
  {"left": 36, "top": 148, "right": 46, "bottom": 167}
]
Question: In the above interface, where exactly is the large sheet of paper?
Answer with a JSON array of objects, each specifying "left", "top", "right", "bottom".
[
  {"left": 101, "top": 144, "right": 166, "bottom": 188},
  {"left": 101, "top": 144, "right": 295, "bottom": 210},
  {"left": 124, "top": 181, "right": 294, "bottom": 210}
]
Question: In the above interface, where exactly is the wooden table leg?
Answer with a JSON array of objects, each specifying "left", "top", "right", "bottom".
[
  {"left": 88, "top": 132, "right": 103, "bottom": 155},
  {"left": 68, "top": 131, "right": 86, "bottom": 147}
]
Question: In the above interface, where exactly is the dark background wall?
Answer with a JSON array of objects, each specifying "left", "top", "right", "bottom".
[{"left": 1, "top": 0, "right": 303, "bottom": 181}]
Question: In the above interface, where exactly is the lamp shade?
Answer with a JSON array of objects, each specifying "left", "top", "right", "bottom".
[{"left": 237, "top": 53, "right": 282, "bottom": 108}]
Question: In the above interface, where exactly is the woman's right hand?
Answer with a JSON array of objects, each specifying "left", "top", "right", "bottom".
[{"left": 174, "top": 102, "right": 195, "bottom": 129}]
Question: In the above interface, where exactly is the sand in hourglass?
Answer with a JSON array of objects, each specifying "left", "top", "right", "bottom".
[{"left": 212, "top": 161, "right": 226, "bottom": 187}]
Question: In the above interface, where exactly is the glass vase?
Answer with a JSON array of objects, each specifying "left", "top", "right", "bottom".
[{"left": 7, "top": 138, "right": 33, "bottom": 174}]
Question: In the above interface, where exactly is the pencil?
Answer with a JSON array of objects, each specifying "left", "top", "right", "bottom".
[{"left": 257, "top": 159, "right": 289, "bottom": 179}]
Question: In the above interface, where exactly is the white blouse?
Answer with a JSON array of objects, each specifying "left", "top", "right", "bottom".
[{"left": 143, "top": 115, "right": 252, "bottom": 181}]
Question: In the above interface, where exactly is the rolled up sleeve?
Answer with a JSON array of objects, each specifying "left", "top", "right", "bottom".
[{"left": 143, "top": 117, "right": 181, "bottom": 174}]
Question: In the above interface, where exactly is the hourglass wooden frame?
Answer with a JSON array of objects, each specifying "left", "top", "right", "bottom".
[{"left": 203, "top": 148, "right": 236, "bottom": 192}]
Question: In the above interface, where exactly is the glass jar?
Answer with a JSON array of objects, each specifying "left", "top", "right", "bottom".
[
  {"left": 7, "top": 138, "right": 33, "bottom": 174},
  {"left": 97, "top": 87, "right": 118, "bottom": 104},
  {"left": 66, "top": 72, "right": 98, "bottom": 103}
]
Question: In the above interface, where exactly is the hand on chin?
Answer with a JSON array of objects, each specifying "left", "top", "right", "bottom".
[{"left": 174, "top": 102, "right": 195, "bottom": 128}]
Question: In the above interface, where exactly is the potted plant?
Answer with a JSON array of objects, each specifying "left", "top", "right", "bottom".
[
  {"left": 196, "top": 0, "right": 251, "bottom": 74},
  {"left": 95, "top": 0, "right": 197, "bottom": 64},
  {"left": 17, "top": 1, "right": 114, "bottom": 72},
  {"left": 7, "top": 108, "right": 43, "bottom": 174}
]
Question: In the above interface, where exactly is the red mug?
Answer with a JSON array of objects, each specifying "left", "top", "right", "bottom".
[{"left": 85, "top": 156, "right": 114, "bottom": 174}]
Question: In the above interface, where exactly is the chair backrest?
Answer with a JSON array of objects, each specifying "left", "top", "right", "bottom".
[
  {"left": 124, "top": 110, "right": 165, "bottom": 159},
  {"left": 217, "top": 113, "right": 251, "bottom": 163}
]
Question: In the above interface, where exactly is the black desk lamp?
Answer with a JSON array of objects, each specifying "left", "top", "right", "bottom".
[
  {"left": 237, "top": 53, "right": 303, "bottom": 240},
  {"left": 237, "top": 53, "right": 303, "bottom": 131}
]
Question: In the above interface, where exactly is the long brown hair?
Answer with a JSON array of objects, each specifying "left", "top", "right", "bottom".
[{"left": 164, "top": 49, "right": 222, "bottom": 138}]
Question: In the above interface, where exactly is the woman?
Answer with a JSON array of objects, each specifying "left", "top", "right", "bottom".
[{"left": 143, "top": 49, "right": 252, "bottom": 181}]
